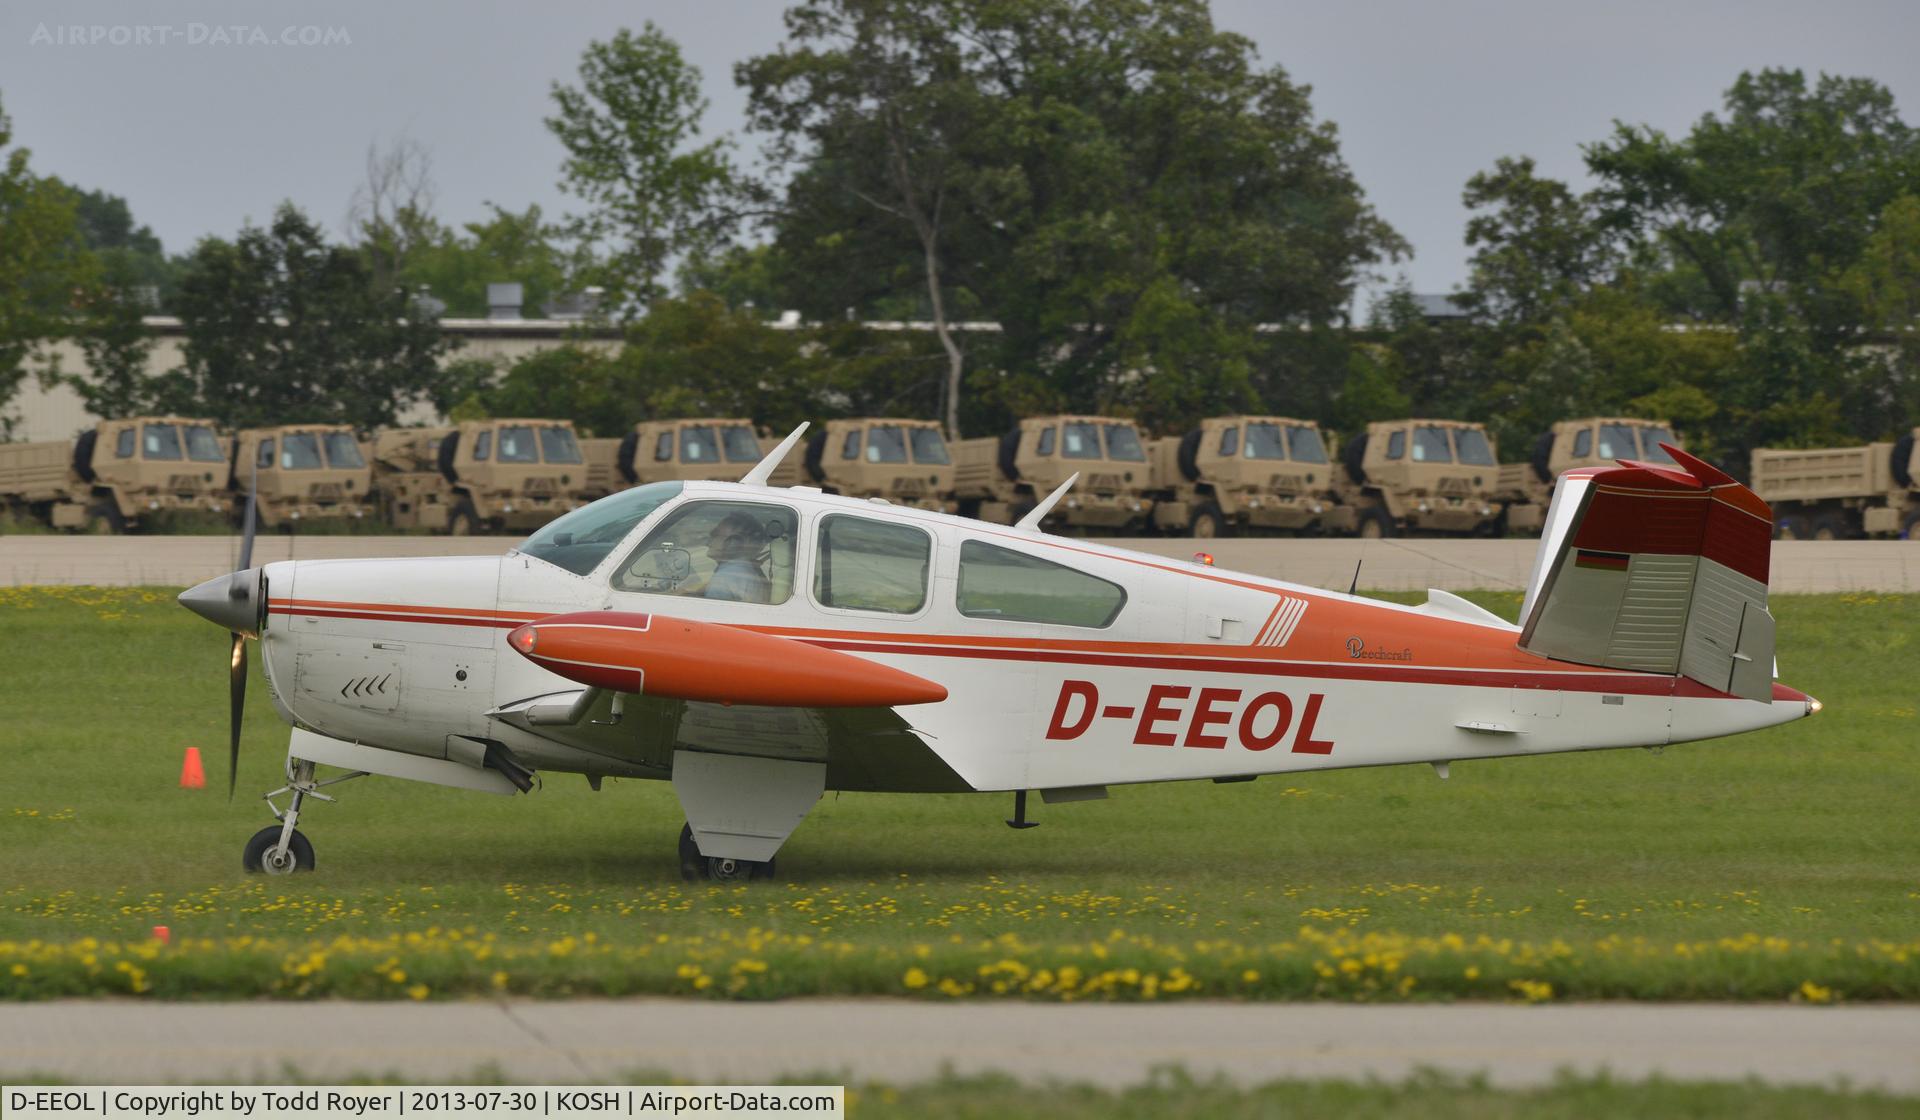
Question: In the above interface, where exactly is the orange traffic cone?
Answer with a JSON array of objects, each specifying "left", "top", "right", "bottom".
[
  {"left": 152, "top": 925, "right": 170, "bottom": 945},
  {"left": 179, "top": 747, "right": 206, "bottom": 790}
]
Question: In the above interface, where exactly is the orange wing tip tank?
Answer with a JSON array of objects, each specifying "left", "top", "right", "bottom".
[{"left": 507, "top": 611, "right": 950, "bottom": 708}]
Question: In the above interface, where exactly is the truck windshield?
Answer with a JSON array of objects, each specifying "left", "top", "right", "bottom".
[
  {"left": 323, "top": 432, "right": 365, "bottom": 468},
  {"left": 1243, "top": 423, "right": 1287, "bottom": 460},
  {"left": 540, "top": 426, "right": 583, "bottom": 464},
  {"left": 281, "top": 433, "right": 322, "bottom": 469},
  {"left": 722, "top": 426, "right": 762, "bottom": 463},
  {"left": 910, "top": 426, "right": 950, "bottom": 464},
  {"left": 1104, "top": 424, "right": 1147, "bottom": 462},
  {"left": 1287, "top": 426, "right": 1329, "bottom": 464},
  {"left": 1598, "top": 424, "right": 1640, "bottom": 461},
  {"left": 865, "top": 425, "right": 909, "bottom": 463},
  {"left": 184, "top": 425, "right": 225, "bottom": 462},
  {"left": 497, "top": 426, "right": 539, "bottom": 463},
  {"left": 1639, "top": 427, "right": 1678, "bottom": 464},
  {"left": 1061, "top": 422, "right": 1103, "bottom": 459},
  {"left": 519, "top": 481, "right": 684, "bottom": 577},
  {"left": 142, "top": 424, "right": 183, "bottom": 460},
  {"left": 1455, "top": 428, "right": 1495, "bottom": 466},
  {"left": 1411, "top": 427, "right": 1453, "bottom": 463},
  {"left": 681, "top": 426, "right": 719, "bottom": 462}
]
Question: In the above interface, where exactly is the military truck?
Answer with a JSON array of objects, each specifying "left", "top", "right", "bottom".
[
  {"left": 0, "top": 415, "right": 229, "bottom": 532},
  {"left": 952, "top": 415, "right": 1152, "bottom": 531},
  {"left": 803, "top": 418, "right": 954, "bottom": 511},
  {"left": 1751, "top": 429, "right": 1920, "bottom": 539},
  {"left": 229, "top": 425, "right": 373, "bottom": 529},
  {"left": 1145, "top": 415, "right": 1353, "bottom": 537},
  {"left": 1336, "top": 419, "right": 1504, "bottom": 537},
  {"left": 370, "top": 419, "right": 588, "bottom": 534},
  {"left": 578, "top": 437, "right": 627, "bottom": 502},
  {"left": 1495, "top": 417, "right": 1681, "bottom": 534}
]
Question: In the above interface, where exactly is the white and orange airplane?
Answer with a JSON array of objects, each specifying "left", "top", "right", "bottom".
[{"left": 181, "top": 426, "right": 1816, "bottom": 878}]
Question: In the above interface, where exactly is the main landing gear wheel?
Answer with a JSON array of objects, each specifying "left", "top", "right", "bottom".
[
  {"left": 678, "top": 823, "right": 775, "bottom": 882},
  {"left": 243, "top": 825, "right": 315, "bottom": 874}
]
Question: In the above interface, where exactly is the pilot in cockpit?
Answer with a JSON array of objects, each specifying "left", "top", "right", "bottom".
[{"left": 699, "top": 511, "right": 773, "bottom": 603}]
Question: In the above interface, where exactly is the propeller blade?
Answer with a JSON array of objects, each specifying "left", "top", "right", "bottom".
[
  {"left": 237, "top": 455, "right": 259, "bottom": 571},
  {"left": 228, "top": 630, "right": 247, "bottom": 800}
]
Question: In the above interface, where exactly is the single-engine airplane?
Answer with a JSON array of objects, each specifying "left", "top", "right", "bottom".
[{"left": 180, "top": 425, "right": 1817, "bottom": 878}]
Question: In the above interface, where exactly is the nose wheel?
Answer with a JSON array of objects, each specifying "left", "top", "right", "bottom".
[
  {"left": 242, "top": 757, "right": 366, "bottom": 874},
  {"left": 678, "top": 823, "right": 776, "bottom": 882}
]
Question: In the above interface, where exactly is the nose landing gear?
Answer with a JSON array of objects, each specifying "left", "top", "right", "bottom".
[{"left": 242, "top": 757, "right": 366, "bottom": 874}]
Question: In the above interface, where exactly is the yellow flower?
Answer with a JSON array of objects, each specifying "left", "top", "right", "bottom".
[
  {"left": 406, "top": 984, "right": 430, "bottom": 1001},
  {"left": 1799, "top": 980, "right": 1833, "bottom": 1004},
  {"left": 902, "top": 967, "right": 929, "bottom": 990}
]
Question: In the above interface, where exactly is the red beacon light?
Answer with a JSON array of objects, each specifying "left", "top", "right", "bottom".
[{"left": 1193, "top": 552, "right": 1215, "bottom": 567}]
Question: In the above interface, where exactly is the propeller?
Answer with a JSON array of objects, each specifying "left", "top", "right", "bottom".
[{"left": 180, "top": 455, "right": 263, "bottom": 800}]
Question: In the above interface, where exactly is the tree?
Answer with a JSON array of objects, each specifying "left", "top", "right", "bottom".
[
  {"left": 0, "top": 93, "right": 92, "bottom": 432},
  {"left": 1840, "top": 194, "right": 1920, "bottom": 433},
  {"left": 399, "top": 204, "right": 581, "bottom": 319},
  {"left": 1458, "top": 157, "right": 1617, "bottom": 325},
  {"left": 42, "top": 183, "right": 178, "bottom": 417},
  {"left": 346, "top": 136, "right": 441, "bottom": 293},
  {"left": 169, "top": 204, "right": 451, "bottom": 430},
  {"left": 547, "top": 25, "right": 740, "bottom": 312}
]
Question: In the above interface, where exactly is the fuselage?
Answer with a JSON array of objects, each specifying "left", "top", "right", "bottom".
[{"left": 250, "top": 480, "right": 1814, "bottom": 795}]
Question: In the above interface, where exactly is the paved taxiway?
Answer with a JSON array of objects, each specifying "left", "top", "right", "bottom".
[
  {"left": 4, "top": 1000, "right": 1916, "bottom": 1089},
  {"left": 1, "top": 536, "right": 1915, "bottom": 592}
]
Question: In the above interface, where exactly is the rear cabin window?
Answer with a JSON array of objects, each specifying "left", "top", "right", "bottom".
[
  {"left": 115, "top": 429, "right": 136, "bottom": 457},
  {"left": 814, "top": 514, "right": 931, "bottom": 614},
  {"left": 613, "top": 499, "right": 798, "bottom": 605},
  {"left": 1035, "top": 427, "right": 1056, "bottom": 456},
  {"left": 1455, "top": 428, "right": 1496, "bottom": 466},
  {"left": 473, "top": 431, "right": 492, "bottom": 461},
  {"left": 1288, "top": 426, "right": 1329, "bottom": 464},
  {"left": 1244, "top": 423, "right": 1286, "bottom": 459},
  {"left": 956, "top": 540, "right": 1126, "bottom": 628},
  {"left": 722, "top": 426, "right": 762, "bottom": 463},
  {"left": 1573, "top": 429, "right": 1592, "bottom": 458},
  {"left": 909, "top": 427, "right": 950, "bottom": 464},
  {"left": 143, "top": 424, "right": 183, "bottom": 460},
  {"left": 840, "top": 430, "right": 862, "bottom": 460},
  {"left": 1411, "top": 427, "right": 1453, "bottom": 463},
  {"left": 1062, "top": 422, "right": 1102, "bottom": 460},
  {"left": 1385, "top": 430, "right": 1406, "bottom": 460},
  {"left": 1218, "top": 426, "right": 1239, "bottom": 457},
  {"left": 497, "top": 426, "right": 539, "bottom": 464},
  {"left": 865, "top": 426, "right": 909, "bottom": 463},
  {"left": 1104, "top": 424, "right": 1146, "bottom": 461}
]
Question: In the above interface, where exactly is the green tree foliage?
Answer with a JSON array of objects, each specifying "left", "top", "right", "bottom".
[
  {"left": 742, "top": 0, "right": 1403, "bottom": 438},
  {"left": 1839, "top": 194, "right": 1920, "bottom": 433},
  {"left": 0, "top": 94, "right": 93, "bottom": 432},
  {"left": 548, "top": 25, "right": 739, "bottom": 312},
  {"left": 43, "top": 183, "right": 180, "bottom": 418},
  {"left": 169, "top": 204, "right": 451, "bottom": 431},
  {"left": 1458, "top": 157, "right": 1616, "bottom": 326},
  {"left": 398, "top": 204, "right": 581, "bottom": 319}
]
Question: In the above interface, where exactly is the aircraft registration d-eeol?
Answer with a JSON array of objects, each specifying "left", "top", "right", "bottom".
[{"left": 181, "top": 425, "right": 1818, "bottom": 878}]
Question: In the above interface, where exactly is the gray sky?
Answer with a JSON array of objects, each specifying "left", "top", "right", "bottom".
[{"left": 3, "top": 0, "right": 1916, "bottom": 308}]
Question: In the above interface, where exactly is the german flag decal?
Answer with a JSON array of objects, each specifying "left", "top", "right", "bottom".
[{"left": 1574, "top": 549, "right": 1632, "bottom": 571}]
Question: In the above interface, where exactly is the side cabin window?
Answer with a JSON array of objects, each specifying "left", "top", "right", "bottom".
[
  {"left": 1034, "top": 426, "right": 1056, "bottom": 457},
  {"left": 840, "top": 429, "right": 862, "bottom": 460},
  {"left": 814, "top": 514, "right": 930, "bottom": 614},
  {"left": 256, "top": 439, "right": 275, "bottom": 469},
  {"left": 1385, "top": 430, "right": 1406, "bottom": 460},
  {"left": 1572, "top": 428, "right": 1592, "bottom": 459},
  {"left": 613, "top": 499, "right": 798, "bottom": 605},
  {"left": 472, "top": 431, "right": 492, "bottom": 461},
  {"left": 1218, "top": 426, "right": 1239, "bottom": 457},
  {"left": 115, "top": 429, "right": 136, "bottom": 458},
  {"left": 654, "top": 431, "right": 675, "bottom": 462},
  {"left": 956, "top": 540, "right": 1126, "bottom": 628}
]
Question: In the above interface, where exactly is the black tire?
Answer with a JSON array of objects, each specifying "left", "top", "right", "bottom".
[
  {"left": 447, "top": 500, "right": 479, "bottom": 537},
  {"left": 1357, "top": 506, "right": 1397, "bottom": 539},
  {"left": 1774, "top": 514, "right": 1810, "bottom": 541},
  {"left": 1891, "top": 433, "right": 1915, "bottom": 490},
  {"left": 1341, "top": 433, "right": 1370, "bottom": 486},
  {"left": 705, "top": 854, "right": 775, "bottom": 883},
  {"left": 1190, "top": 501, "right": 1227, "bottom": 539},
  {"left": 1530, "top": 431, "right": 1555, "bottom": 483},
  {"left": 84, "top": 499, "right": 125, "bottom": 535},
  {"left": 997, "top": 430, "right": 1022, "bottom": 482},
  {"left": 678, "top": 824, "right": 703, "bottom": 882},
  {"left": 436, "top": 432, "right": 461, "bottom": 484},
  {"left": 1176, "top": 429, "right": 1203, "bottom": 482},
  {"left": 615, "top": 430, "right": 640, "bottom": 485},
  {"left": 803, "top": 430, "right": 828, "bottom": 484},
  {"left": 71, "top": 429, "right": 99, "bottom": 483},
  {"left": 242, "top": 825, "right": 315, "bottom": 874},
  {"left": 1810, "top": 513, "right": 1850, "bottom": 542}
]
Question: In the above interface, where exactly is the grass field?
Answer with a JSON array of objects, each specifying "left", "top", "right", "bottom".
[{"left": 1, "top": 584, "right": 1915, "bottom": 1002}]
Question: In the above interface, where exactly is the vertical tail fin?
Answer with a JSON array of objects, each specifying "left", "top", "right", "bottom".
[{"left": 1519, "top": 445, "right": 1776, "bottom": 700}]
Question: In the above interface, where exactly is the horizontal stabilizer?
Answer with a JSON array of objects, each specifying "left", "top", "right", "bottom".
[{"left": 1519, "top": 444, "right": 1776, "bottom": 701}]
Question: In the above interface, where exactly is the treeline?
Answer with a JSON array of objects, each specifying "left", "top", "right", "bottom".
[{"left": 2, "top": 2, "right": 1916, "bottom": 473}]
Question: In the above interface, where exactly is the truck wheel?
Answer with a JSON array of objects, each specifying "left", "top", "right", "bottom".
[
  {"left": 1774, "top": 515, "right": 1809, "bottom": 541},
  {"left": 1357, "top": 507, "right": 1396, "bottom": 539},
  {"left": 84, "top": 500, "right": 126, "bottom": 535},
  {"left": 447, "top": 502, "right": 478, "bottom": 537},
  {"left": 1190, "top": 502, "right": 1226, "bottom": 539},
  {"left": 1810, "top": 513, "right": 1850, "bottom": 541}
]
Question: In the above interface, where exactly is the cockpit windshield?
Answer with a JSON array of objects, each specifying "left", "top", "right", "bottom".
[{"left": 518, "top": 482, "right": 685, "bottom": 576}]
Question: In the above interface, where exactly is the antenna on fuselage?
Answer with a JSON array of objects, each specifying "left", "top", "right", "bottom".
[
  {"left": 1015, "top": 472, "right": 1079, "bottom": 532},
  {"left": 1347, "top": 559, "right": 1362, "bottom": 597},
  {"left": 741, "top": 422, "right": 809, "bottom": 486}
]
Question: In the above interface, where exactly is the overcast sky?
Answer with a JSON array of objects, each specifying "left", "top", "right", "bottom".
[{"left": 3, "top": 0, "right": 1915, "bottom": 309}]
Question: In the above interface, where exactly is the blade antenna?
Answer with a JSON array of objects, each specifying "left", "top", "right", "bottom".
[
  {"left": 741, "top": 423, "right": 808, "bottom": 486},
  {"left": 1016, "top": 473, "right": 1079, "bottom": 532},
  {"left": 1347, "top": 559, "right": 1362, "bottom": 597}
]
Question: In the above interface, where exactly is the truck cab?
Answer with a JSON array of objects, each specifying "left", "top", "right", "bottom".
[
  {"left": 1496, "top": 417, "right": 1680, "bottom": 534},
  {"left": 230, "top": 425, "right": 373, "bottom": 528},
  {"left": 370, "top": 420, "right": 588, "bottom": 534},
  {"left": 953, "top": 416, "right": 1152, "bottom": 531},
  {"left": 1147, "top": 416, "right": 1352, "bottom": 537},
  {"left": 619, "top": 419, "right": 771, "bottom": 487},
  {"left": 1338, "top": 419, "right": 1503, "bottom": 537},
  {"left": 0, "top": 416, "right": 231, "bottom": 532},
  {"left": 804, "top": 418, "right": 955, "bottom": 511}
]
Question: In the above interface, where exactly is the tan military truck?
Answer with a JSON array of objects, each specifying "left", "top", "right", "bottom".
[
  {"left": 1495, "top": 417, "right": 1682, "bottom": 534},
  {"left": 803, "top": 418, "right": 954, "bottom": 511},
  {"left": 1751, "top": 429, "right": 1920, "bottom": 539},
  {"left": 952, "top": 415, "right": 1152, "bottom": 531},
  {"left": 578, "top": 437, "right": 627, "bottom": 502},
  {"left": 1145, "top": 415, "right": 1353, "bottom": 537},
  {"left": 229, "top": 425, "right": 373, "bottom": 529},
  {"left": 371, "top": 419, "right": 588, "bottom": 534},
  {"left": 1336, "top": 419, "right": 1504, "bottom": 537},
  {"left": 0, "top": 415, "right": 229, "bottom": 532}
]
